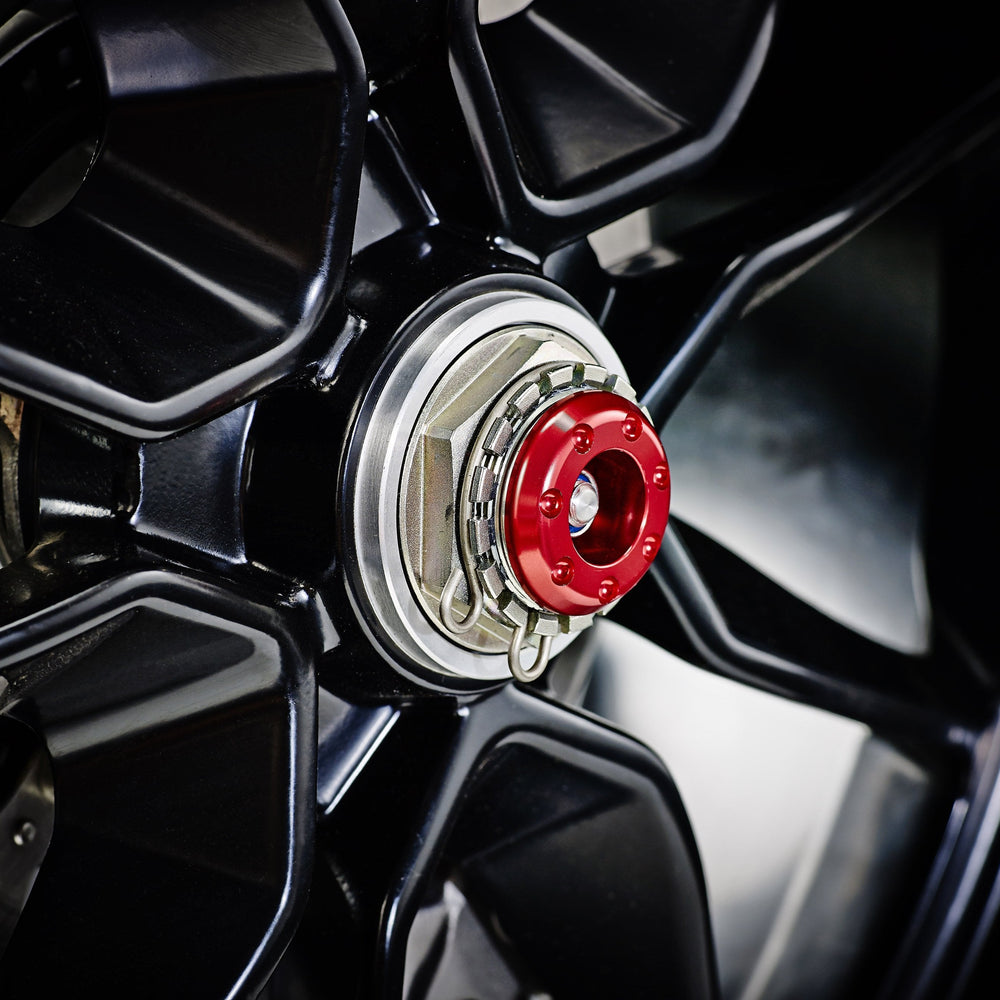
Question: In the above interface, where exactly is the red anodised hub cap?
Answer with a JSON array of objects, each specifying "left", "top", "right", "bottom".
[{"left": 502, "top": 390, "right": 670, "bottom": 616}]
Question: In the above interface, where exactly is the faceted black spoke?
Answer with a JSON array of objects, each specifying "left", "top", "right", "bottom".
[
  {"left": 0, "top": 0, "right": 365, "bottom": 437},
  {"left": 608, "top": 520, "right": 991, "bottom": 755},
  {"left": 448, "top": 0, "right": 776, "bottom": 253},
  {"left": 273, "top": 677, "right": 718, "bottom": 1000},
  {"left": 626, "top": 80, "right": 1000, "bottom": 428},
  {"left": 0, "top": 567, "right": 319, "bottom": 999},
  {"left": 356, "top": 0, "right": 776, "bottom": 257}
]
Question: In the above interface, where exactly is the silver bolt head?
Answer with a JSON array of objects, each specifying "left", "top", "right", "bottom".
[{"left": 569, "top": 473, "right": 600, "bottom": 530}]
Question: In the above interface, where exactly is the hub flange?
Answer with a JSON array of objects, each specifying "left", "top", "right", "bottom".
[{"left": 343, "top": 281, "right": 669, "bottom": 685}]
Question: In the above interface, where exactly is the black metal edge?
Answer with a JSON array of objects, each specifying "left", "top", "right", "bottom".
[
  {"left": 650, "top": 524, "right": 979, "bottom": 755},
  {"left": 373, "top": 683, "right": 719, "bottom": 997},
  {"left": 641, "top": 77, "right": 1000, "bottom": 428},
  {"left": 447, "top": 0, "right": 776, "bottom": 256},
  {"left": 0, "top": 0, "right": 369, "bottom": 440},
  {"left": 0, "top": 564, "right": 322, "bottom": 997}
]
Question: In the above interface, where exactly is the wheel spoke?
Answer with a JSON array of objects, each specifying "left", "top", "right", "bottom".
[
  {"left": 0, "top": 567, "right": 318, "bottom": 998},
  {"left": 448, "top": 0, "right": 776, "bottom": 253},
  {"left": 275, "top": 678, "right": 717, "bottom": 999},
  {"left": 608, "top": 520, "right": 987, "bottom": 752},
  {"left": 0, "top": 0, "right": 365, "bottom": 437},
  {"left": 628, "top": 80, "right": 1000, "bottom": 427}
]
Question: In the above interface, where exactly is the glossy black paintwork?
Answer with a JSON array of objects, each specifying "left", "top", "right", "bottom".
[
  {"left": 352, "top": 115, "right": 437, "bottom": 256},
  {"left": 422, "top": 692, "right": 717, "bottom": 999},
  {"left": 4, "top": 0, "right": 1000, "bottom": 997},
  {"left": 0, "top": 567, "right": 319, "bottom": 999},
  {"left": 349, "top": 0, "right": 773, "bottom": 256},
  {"left": 0, "top": 0, "right": 365, "bottom": 438},
  {"left": 639, "top": 79, "right": 1000, "bottom": 429},
  {"left": 133, "top": 403, "right": 256, "bottom": 562},
  {"left": 378, "top": 686, "right": 716, "bottom": 997},
  {"left": 452, "top": 0, "right": 775, "bottom": 253},
  {"left": 627, "top": 521, "right": 988, "bottom": 757},
  {"left": 0, "top": 2, "right": 98, "bottom": 218},
  {"left": 268, "top": 682, "right": 717, "bottom": 999}
]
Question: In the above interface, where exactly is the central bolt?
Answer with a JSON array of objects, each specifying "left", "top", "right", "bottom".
[{"left": 568, "top": 471, "right": 600, "bottom": 534}]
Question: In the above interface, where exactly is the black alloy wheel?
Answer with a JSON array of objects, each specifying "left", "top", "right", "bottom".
[{"left": 2, "top": 1, "right": 1000, "bottom": 998}]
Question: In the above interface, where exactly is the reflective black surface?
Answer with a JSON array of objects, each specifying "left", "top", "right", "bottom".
[
  {"left": 1, "top": 0, "right": 365, "bottom": 436},
  {"left": 3, "top": 0, "right": 1000, "bottom": 997},
  {"left": 0, "top": 570, "right": 318, "bottom": 998}
]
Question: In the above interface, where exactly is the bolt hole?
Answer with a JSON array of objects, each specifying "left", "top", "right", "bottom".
[{"left": 571, "top": 450, "right": 645, "bottom": 566}]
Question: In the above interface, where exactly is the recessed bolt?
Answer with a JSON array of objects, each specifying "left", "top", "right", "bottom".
[
  {"left": 499, "top": 387, "right": 670, "bottom": 618},
  {"left": 539, "top": 488, "right": 563, "bottom": 518},
  {"left": 12, "top": 819, "right": 37, "bottom": 848},
  {"left": 622, "top": 414, "right": 642, "bottom": 441},
  {"left": 571, "top": 423, "right": 594, "bottom": 455},
  {"left": 551, "top": 558, "right": 575, "bottom": 586}
]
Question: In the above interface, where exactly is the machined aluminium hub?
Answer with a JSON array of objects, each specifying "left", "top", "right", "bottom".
[{"left": 343, "top": 282, "right": 670, "bottom": 685}]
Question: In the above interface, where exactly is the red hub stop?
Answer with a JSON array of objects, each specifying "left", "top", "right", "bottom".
[{"left": 502, "top": 390, "right": 670, "bottom": 616}]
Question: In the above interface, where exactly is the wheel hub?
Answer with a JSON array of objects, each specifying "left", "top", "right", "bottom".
[{"left": 343, "top": 281, "right": 670, "bottom": 685}]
